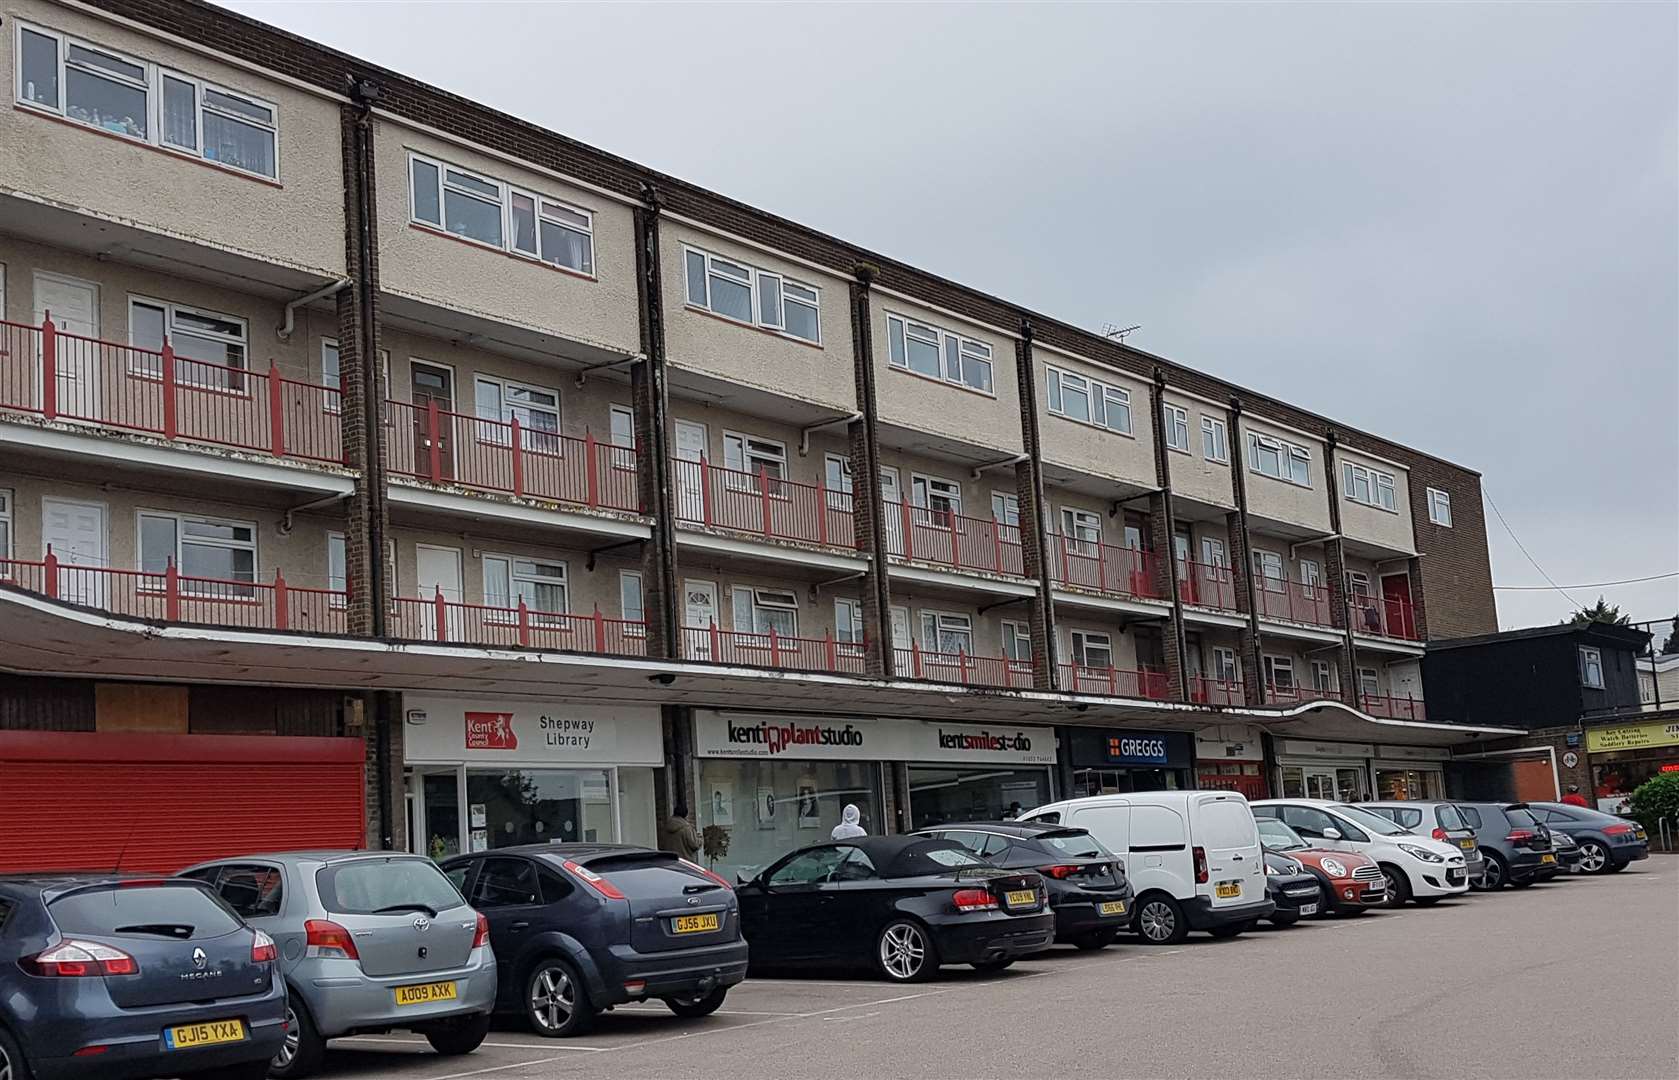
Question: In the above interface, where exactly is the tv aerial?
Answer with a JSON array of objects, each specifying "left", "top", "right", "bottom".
[{"left": 1102, "top": 323, "right": 1142, "bottom": 344}]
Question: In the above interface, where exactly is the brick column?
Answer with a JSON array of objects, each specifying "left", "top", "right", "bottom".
[
  {"left": 1014, "top": 321, "right": 1058, "bottom": 689},
  {"left": 632, "top": 184, "right": 680, "bottom": 658},
  {"left": 847, "top": 265, "right": 895, "bottom": 677},
  {"left": 1406, "top": 556, "right": 1429, "bottom": 641},
  {"left": 1144, "top": 372, "right": 1188, "bottom": 701},
  {"left": 1226, "top": 399, "right": 1265, "bottom": 703},
  {"left": 1323, "top": 432, "right": 1361, "bottom": 707}
]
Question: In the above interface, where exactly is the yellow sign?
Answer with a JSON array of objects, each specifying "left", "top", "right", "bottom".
[{"left": 1586, "top": 721, "right": 1679, "bottom": 753}]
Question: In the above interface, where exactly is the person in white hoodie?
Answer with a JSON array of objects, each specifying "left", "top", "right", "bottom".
[{"left": 830, "top": 803, "right": 867, "bottom": 840}]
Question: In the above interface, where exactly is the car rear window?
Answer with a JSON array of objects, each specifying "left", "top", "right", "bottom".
[
  {"left": 1195, "top": 800, "right": 1257, "bottom": 848},
  {"left": 317, "top": 858, "right": 463, "bottom": 916},
  {"left": 579, "top": 853, "right": 710, "bottom": 899},
  {"left": 49, "top": 884, "right": 240, "bottom": 940},
  {"left": 1436, "top": 805, "right": 1469, "bottom": 831},
  {"left": 1037, "top": 831, "right": 1108, "bottom": 859},
  {"left": 1458, "top": 805, "right": 1483, "bottom": 829},
  {"left": 1504, "top": 807, "right": 1541, "bottom": 830}
]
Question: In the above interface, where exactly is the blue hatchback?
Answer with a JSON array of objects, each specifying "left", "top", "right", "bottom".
[{"left": 0, "top": 875, "right": 286, "bottom": 1080}]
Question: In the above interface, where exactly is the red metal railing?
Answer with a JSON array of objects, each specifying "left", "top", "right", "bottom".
[
  {"left": 680, "top": 623, "right": 866, "bottom": 674},
  {"left": 1050, "top": 536, "right": 1160, "bottom": 599},
  {"left": 1189, "top": 676, "right": 1245, "bottom": 706},
  {"left": 0, "top": 317, "right": 343, "bottom": 463},
  {"left": 1177, "top": 558, "right": 1238, "bottom": 610},
  {"left": 1362, "top": 693, "right": 1427, "bottom": 721},
  {"left": 1057, "top": 664, "right": 1171, "bottom": 699},
  {"left": 391, "top": 590, "right": 646, "bottom": 655},
  {"left": 1349, "top": 594, "right": 1420, "bottom": 641},
  {"left": 882, "top": 502, "right": 1024, "bottom": 578},
  {"left": 672, "top": 457, "right": 857, "bottom": 549},
  {"left": 893, "top": 643, "right": 1033, "bottom": 688},
  {"left": 1, "top": 551, "right": 346, "bottom": 633},
  {"left": 384, "top": 400, "right": 639, "bottom": 512},
  {"left": 1254, "top": 577, "right": 1333, "bottom": 627},
  {"left": 1264, "top": 683, "right": 1340, "bottom": 706}
]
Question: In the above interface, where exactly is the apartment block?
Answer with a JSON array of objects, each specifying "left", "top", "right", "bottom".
[{"left": 0, "top": 0, "right": 1512, "bottom": 876}]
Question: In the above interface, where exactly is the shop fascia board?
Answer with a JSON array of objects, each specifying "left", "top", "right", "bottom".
[{"left": 1233, "top": 700, "right": 1524, "bottom": 748}]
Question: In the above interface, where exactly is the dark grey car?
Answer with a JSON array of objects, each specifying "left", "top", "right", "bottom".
[
  {"left": 1455, "top": 803, "right": 1557, "bottom": 889},
  {"left": 1530, "top": 802, "right": 1651, "bottom": 874}
]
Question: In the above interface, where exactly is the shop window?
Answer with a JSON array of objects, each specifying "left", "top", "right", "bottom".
[
  {"left": 910, "top": 768, "right": 1051, "bottom": 831},
  {"left": 464, "top": 768, "right": 613, "bottom": 849},
  {"left": 698, "top": 759, "right": 882, "bottom": 882}
]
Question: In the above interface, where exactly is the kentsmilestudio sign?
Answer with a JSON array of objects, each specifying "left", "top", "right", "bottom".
[
  {"left": 403, "top": 696, "right": 663, "bottom": 766},
  {"left": 694, "top": 711, "right": 1056, "bottom": 765}
]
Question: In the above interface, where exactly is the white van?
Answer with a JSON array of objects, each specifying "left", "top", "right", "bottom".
[{"left": 1020, "top": 791, "right": 1272, "bottom": 944}]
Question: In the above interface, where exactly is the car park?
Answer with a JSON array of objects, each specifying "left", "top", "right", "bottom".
[
  {"left": 1359, "top": 800, "right": 1486, "bottom": 886},
  {"left": 0, "top": 874, "right": 285, "bottom": 1080},
  {"left": 1020, "top": 790, "right": 1272, "bottom": 944},
  {"left": 911, "top": 821, "right": 1133, "bottom": 950},
  {"left": 1251, "top": 799, "right": 1469, "bottom": 906},
  {"left": 1529, "top": 802, "right": 1651, "bottom": 874},
  {"left": 1260, "top": 847, "right": 1325, "bottom": 926},
  {"left": 1453, "top": 803, "right": 1557, "bottom": 890},
  {"left": 1254, "top": 818, "right": 1388, "bottom": 915},
  {"left": 179, "top": 852, "right": 495, "bottom": 1077},
  {"left": 735, "top": 836, "right": 1053, "bottom": 982},
  {"left": 440, "top": 844, "right": 747, "bottom": 1036}
]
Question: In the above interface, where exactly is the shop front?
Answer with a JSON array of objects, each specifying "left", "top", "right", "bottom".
[
  {"left": 1063, "top": 728, "right": 1195, "bottom": 796},
  {"left": 691, "top": 710, "right": 1057, "bottom": 882},
  {"left": 1275, "top": 739, "right": 1451, "bottom": 802},
  {"left": 1194, "top": 727, "right": 1267, "bottom": 800},
  {"left": 401, "top": 695, "right": 664, "bottom": 860},
  {"left": 1586, "top": 717, "right": 1679, "bottom": 812}
]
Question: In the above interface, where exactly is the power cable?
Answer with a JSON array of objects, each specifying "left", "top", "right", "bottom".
[
  {"left": 1482, "top": 486, "right": 1583, "bottom": 608},
  {"left": 1492, "top": 571, "right": 1679, "bottom": 591}
]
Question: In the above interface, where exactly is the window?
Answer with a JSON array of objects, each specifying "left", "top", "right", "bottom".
[
  {"left": 835, "top": 598, "right": 864, "bottom": 648},
  {"left": 1299, "top": 558, "right": 1322, "bottom": 590},
  {"left": 1263, "top": 655, "right": 1295, "bottom": 689},
  {"left": 1212, "top": 647, "right": 1239, "bottom": 683},
  {"left": 1200, "top": 537, "right": 1227, "bottom": 568},
  {"left": 991, "top": 492, "right": 1020, "bottom": 529},
  {"left": 15, "top": 23, "right": 279, "bottom": 178},
  {"left": 886, "top": 314, "right": 992, "bottom": 393},
  {"left": 327, "top": 531, "right": 347, "bottom": 605},
  {"left": 731, "top": 587, "right": 798, "bottom": 643},
  {"left": 408, "top": 153, "right": 595, "bottom": 273},
  {"left": 919, "top": 611, "right": 973, "bottom": 656},
  {"left": 683, "top": 246, "right": 820, "bottom": 343},
  {"left": 1354, "top": 667, "right": 1381, "bottom": 699},
  {"left": 1045, "top": 365, "right": 1131, "bottom": 433},
  {"left": 471, "top": 858, "right": 543, "bottom": 908},
  {"left": 138, "top": 512, "right": 256, "bottom": 591},
  {"left": 483, "top": 556, "right": 568, "bottom": 616},
  {"left": 1201, "top": 416, "right": 1228, "bottom": 462},
  {"left": 1427, "top": 487, "right": 1453, "bottom": 527},
  {"left": 1346, "top": 570, "right": 1372, "bottom": 600},
  {"left": 1162, "top": 404, "right": 1190, "bottom": 452},
  {"left": 620, "top": 570, "right": 644, "bottom": 629},
  {"left": 723, "top": 433, "right": 787, "bottom": 493},
  {"left": 1251, "top": 549, "right": 1285, "bottom": 589},
  {"left": 1247, "top": 432, "right": 1311, "bottom": 486},
  {"left": 474, "top": 376, "right": 560, "bottom": 450},
  {"left": 129, "top": 298, "right": 247, "bottom": 387},
  {"left": 1001, "top": 621, "right": 1032, "bottom": 663},
  {"left": 911, "top": 474, "right": 962, "bottom": 525},
  {"left": 608, "top": 404, "right": 636, "bottom": 471},
  {"left": 1059, "top": 507, "right": 1102, "bottom": 555},
  {"left": 1343, "top": 462, "right": 1397, "bottom": 512},
  {"left": 0, "top": 489, "right": 11, "bottom": 576},
  {"left": 320, "top": 338, "right": 342, "bottom": 412},
  {"left": 209, "top": 865, "right": 283, "bottom": 919},
  {"left": 1311, "top": 660, "right": 1335, "bottom": 693},
  {"left": 1579, "top": 647, "right": 1604, "bottom": 689},
  {"left": 1070, "top": 630, "right": 1113, "bottom": 669}
]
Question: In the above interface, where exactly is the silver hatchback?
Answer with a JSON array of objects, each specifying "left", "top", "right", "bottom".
[{"left": 180, "top": 851, "right": 496, "bottom": 1077}]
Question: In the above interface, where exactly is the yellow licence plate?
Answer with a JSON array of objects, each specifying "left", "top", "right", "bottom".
[
  {"left": 1540, "top": 853, "right": 1556, "bottom": 864},
  {"left": 672, "top": 913, "right": 720, "bottom": 934},
  {"left": 1459, "top": 839, "right": 1475, "bottom": 849},
  {"left": 1098, "top": 900, "right": 1128, "bottom": 916},
  {"left": 393, "top": 980, "right": 458, "bottom": 1006},
  {"left": 1215, "top": 882, "right": 1241, "bottom": 899},
  {"left": 1636, "top": 830, "right": 1648, "bottom": 841},
  {"left": 1004, "top": 889, "right": 1037, "bottom": 907},
  {"left": 165, "top": 1019, "right": 244, "bottom": 1050}
]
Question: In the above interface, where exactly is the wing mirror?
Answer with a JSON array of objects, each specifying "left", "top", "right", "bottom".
[
  {"left": 1321, "top": 827, "right": 1342, "bottom": 841},
  {"left": 735, "top": 871, "right": 754, "bottom": 887}
]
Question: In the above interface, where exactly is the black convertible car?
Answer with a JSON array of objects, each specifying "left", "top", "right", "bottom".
[{"left": 736, "top": 836, "right": 1054, "bottom": 982}]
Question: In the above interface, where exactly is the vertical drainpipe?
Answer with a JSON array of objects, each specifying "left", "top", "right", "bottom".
[
  {"left": 1148, "top": 369, "right": 1189, "bottom": 701},
  {"left": 1226, "top": 398, "right": 1266, "bottom": 704},
  {"left": 1015, "top": 320, "right": 1058, "bottom": 689},
  {"left": 1323, "top": 431, "right": 1362, "bottom": 710},
  {"left": 848, "top": 264, "right": 895, "bottom": 677}
]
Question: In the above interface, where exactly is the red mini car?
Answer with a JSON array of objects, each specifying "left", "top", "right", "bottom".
[{"left": 1256, "top": 818, "right": 1387, "bottom": 914}]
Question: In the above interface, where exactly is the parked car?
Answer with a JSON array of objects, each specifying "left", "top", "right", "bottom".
[
  {"left": 1358, "top": 800, "right": 1487, "bottom": 886},
  {"left": 1251, "top": 799, "right": 1469, "bottom": 906},
  {"left": 0, "top": 874, "right": 285, "bottom": 1080},
  {"left": 1260, "top": 848, "right": 1325, "bottom": 926},
  {"left": 1529, "top": 802, "right": 1651, "bottom": 874},
  {"left": 1020, "top": 790, "right": 1272, "bottom": 944},
  {"left": 735, "top": 836, "right": 1053, "bottom": 982},
  {"left": 179, "top": 852, "right": 495, "bottom": 1077},
  {"left": 1254, "top": 817, "right": 1387, "bottom": 915},
  {"left": 911, "top": 821, "right": 1133, "bottom": 950},
  {"left": 1452, "top": 803, "right": 1558, "bottom": 890},
  {"left": 1543, "top": 825, "right": 1583, "bottom": 873},
  {"left": 440, "top": 844, "right": 747, "bottom": 1036}
]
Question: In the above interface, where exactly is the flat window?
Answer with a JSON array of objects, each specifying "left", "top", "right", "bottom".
[
  {"left": 1311, "top": 660, "right": 1335, "bottom": 693},
  {"left": 886, "top": 313, "right": 992, "bottom": 394},
  {"left": 408, "top": 153, "right": 594, "bottom": 272},
  {"left": 1001, "top": 621, "right": 1031, "bottom": 663},
  {"left": 138, "top": 511, "right": 256, "bottom": 590},
  {"left": 1263, "top": 654, "right": 1294, "bottom": 689},
  {"left": 1358, "top": 667, "right": 1381, "bottom": 698},
  {"left": 732, "top": 586, "right": 798, "bottom": 640},
  {"left": 1343, "top": 462, "right": 1397, "bottom": 512},
  {"left": 1070, "top": 630, "right": 1113, "bottom": 669},
  {"left": 320, "top": 338, "right": 341, "bottom": 394},
  {"left": 164, "top": 73, "right": 278, "bottom": 178},
  {"left": 483, "top": 555, "right": 567, "bottom": 615},
  {"left": 0, "top": 489, "right": 12, "bottom": 574},
  {"left": 1247, "top": 432, "right": 1311, "bottom": 487},
  {"left": 1201, "top": 537, "right": 1227, "bottom": 568},
  {"left": 129, "top": 297, "right": 247, "bottom": 388},
  {"left": 608, "top": 405, "right": 636, "bottom": 471},
  {"left": 327, "top": 531, "right": 347, "bottom": 596},
  {"left": 1427, "top": 487, "right": 1452, "bottom": 527},
  {"left": 1162, "top": 404, "right": 1190, "bottom": 452},
  {"left": 1299, "top": 558, "right": 1322, "bottom": 589},
  {"left": 835, "top": 598, "right": 864, "bottom": 648},
  {"left": 64, "top": 38, "right": 149, "bottom": 140},
  {"left": 1059, "top": 507, "right": 1101, "bottom": 555},
  {"left": 1201, "top": 416, "right": 1228, "bottom": 462},
  {"left": 19, "top": 26, "right": 60, "bottom": 109},
  {"left": 475, "top": 376, "right": 561, "bottom": 451},
  {"left": 991, "top": 492, "right": 1020, "bottom": 528},
  {"left": 1251, "top": 549, "right": 1285, "bottom": 587},
  {"left": 1579, "top": 647, "right": 1604, "bottom": 690},
  {"left": 919, "top": 610, "right": 973, "bottom": 656},
  {"left": 1045, "top": 365, "right": 1130, "bottom": 433},
  {"left": 723, "top": 432, "right": 788, "bottom": 494},
  {"left": 1213, "top": 647, "right": 1238, "bottom": 683},
  {"left": 619, "top": 570, "right": 645, "bottom": 628},
  {"left": 683, "top": 246, "right": 820, "bottom": 343},
  {"left": 911, "top": 474, "right": 963, "bottom": 524}
]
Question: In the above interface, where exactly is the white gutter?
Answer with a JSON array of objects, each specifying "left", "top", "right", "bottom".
[{"left": 277, "top": 279, "right": 352, "bottom": 341}]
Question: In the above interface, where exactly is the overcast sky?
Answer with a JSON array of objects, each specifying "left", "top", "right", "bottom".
[{"left": 226, "top": 1, "right": 1679, "bottom": 633}]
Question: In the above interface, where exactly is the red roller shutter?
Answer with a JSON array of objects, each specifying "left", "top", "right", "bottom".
[{"left": 0, "top": 731, "right": 366, "bottom": 873}]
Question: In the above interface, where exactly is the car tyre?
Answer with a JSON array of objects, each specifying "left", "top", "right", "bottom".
[
  {"left": 1378, "top": 864, "right": 1412, "bottom": 906},
  {"left": 877, "top": 919, "right": 937, "bottom": 983},
  {"left": 1134, "top": 894, "right": 1188, "bottom": 945},
  {"left": 664, "top": 988, "right": 728, "bottom": 1018},
  {"left": 1509, "top": 876, "right": 1535, "bottom": 889},
  {"left": 1268, "top": 911, "right": 1299, "bottom": 928},
  {"left": 1606, "top": 859, "right": 1627, "bottom": 873},
  {"left": 425, "top": 1011, "right": 491, "bottom": 1056},
  {"left": 270, "top": 997, "right": 326, "bottom": 1079},
  {"left": 0, "top": 1024, "right": 33, "bottom": 1080},
  {"left": 526, "top": 957, "right": 596, "bottom": 1037},
  {"left": 1576, "top": 840, "right": 1611, "bottom": 874},
  {"left": 1071, "top": 929, "right": 1119, "bottom": 951},
  {"left": 1478, "top": 853, "right": 1507, "bottom": 890}
]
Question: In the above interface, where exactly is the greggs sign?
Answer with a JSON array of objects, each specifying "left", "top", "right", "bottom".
[{"left": 695, "top": 711, "right": 1055, "bottom": 765}]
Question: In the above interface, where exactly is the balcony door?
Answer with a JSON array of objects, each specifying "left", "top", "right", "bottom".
[
  {"left": 682, "top": 579, "right": 718, "bottom": 659},
  {"left": 415, "top": 543, "right": 462, "bottom": 639},
  {"left": 673, "top": 420, "right": 708, "bottom": 522},
  {"left": 410, "top": 361, "right": 455, "bottom": 481},
  {"left": 33, "top": 272, "right": 100, "bottom": 419},
  {"left": 41, "top": 498, "right": 107, "bottom": 608},
  {"left": 1381, "top": 573, "right": 1415, "bottom": 638}
]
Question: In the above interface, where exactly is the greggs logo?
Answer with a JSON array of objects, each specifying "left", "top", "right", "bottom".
[
  {"left": 726, "top": 720, "right": 863, "bottom": 754},
  {"left": 465, "top": 711, "right": 518, "bottom": 750}
]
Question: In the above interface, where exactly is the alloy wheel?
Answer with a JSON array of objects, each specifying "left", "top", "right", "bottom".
[
  {"left": 1, "top": 1041, "right": 11, "bottom": 1080},
  {"left": 880, "top": 923, "right": 927, "bottom": 980},
  {"left": 1577, "top": 842, "right": 1607, "bottom": 874},
  {"left": 275, "top": 1005, "right": 301, "bottom": 1069},
  {"left": 1482, "top": 858, "right": 1503, "bottom": 889},
  {"left": 1139, "top": 900, "right": 1175, "bottom": 942},
  {"left": 1381, "top": 867, "right": 1405, "bottom": 906},
  {"left": 530, "top": 965, "right": 577, "bottom": 1033}
]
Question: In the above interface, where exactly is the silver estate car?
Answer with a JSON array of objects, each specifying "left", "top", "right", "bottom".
[{"left": 179, "top": 852, "right": 496, "bottom": 1078}]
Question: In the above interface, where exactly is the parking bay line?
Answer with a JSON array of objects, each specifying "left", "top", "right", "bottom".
[{"left": 339, "top": 1035, "right": 603, "bottom": 1053}]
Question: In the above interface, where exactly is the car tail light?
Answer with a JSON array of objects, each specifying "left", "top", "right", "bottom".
[
  {"left": 1036, "top": 864, "right": 1081, "bottom": 879},
  {"left": 1193, "top": 846, "right": 1209, "bottom": 884},
  {"left": 1604, "top": 824, "right": 1635, "bottom": 836},
  {"left": 1505, "top": 829, "right": 1536, "bottom": 844},
  {"left": 951, "top": 888, "right": 998, "bottom": 912},
  {"left": 251, "top": 929, "right": 277, "bottom": 964},
  {"left": 681, "top": 858, "right": 734, "bottom": 889},
  {"left": 304, "top": 918, "right": 359, "bottom": 960},
  {"left": 472, "top": 912, "right": 490, "bottom": 949},
  {"left": 563, "top": 860, "right": 626, "bottom": 900},
  {"left": 1431, "top": 827, "right": 1448, "bottom": 842},
  {"left": 26, "top": 940, "right": 138, "bottom": 977},
  {"left": 623, "top": 980, "right": 646, "bottom": 995}
]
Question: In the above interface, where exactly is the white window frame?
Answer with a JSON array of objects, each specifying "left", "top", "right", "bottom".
[
  {"left": 320, "top": 338, "right": 342, "bottom": 413},
  {"left": 1251, "top": 548, "right": 1286, "bottom": 589},
  {"left": 722, "top": 431, "right": 789, "bottom": 496},
  {"left": 1358, "top": 666, "right": 1382, "bottom": 699},
  {"left": 835, "top": 597, "right": 865, "bottom": 654},
  {"left": 326, "top": 530, "right": 347, "bottom": 608},
  {"left": 1346, "top": 569, "right": 1373, "bottom": 599},
  {"left": 1059, "top": 507, "right": 1102, "bottom": 556},
  {"left": 1299, "top": 558, "right": 1322, "bottom": 591},
  {"left": 1427, "top": 487, "right": 1453, "bottom": 527},
  {"left": 682, "top": 245, "right": 821, "bottom": 344},
  {"left": 607, "top": 403, "right": 637, "bottom": 473},
  {"left": 991, "top": 491, "right": 1020, "bottom": 528},
  {"left": 1247, "top": 432, "right": 1312, "bottom": 487},
  {"left": 1263, "top": 654, "right": 1295, "bottom": 689},
  {"left": 1001, "top": 620, "right": 1032, "bottom": 664},
  {"left": 1343, "top": 461, "right": 1398, "bottom": 512},
  {"left": 14, "top": 21, "right": 281, "bottom": 180},
  {"left": 1162, "top": 403, "right": 1190, "bottom": 453},
  {"left": 1044, "top": 364, "right": 1132, "bottom": 435},
  {"left": 910, "top": 473, "right": 963, "bottom": 526},
  {"left": 1579, "top": 646, "right": 1605, "bottom": 690},
  {"left": 1311, "top": 659, "right": 1336, "bottom": 693},
  {"left": 918, "top": 610, "right": 974, "bottom": 657},
  {"left": 137, "top": 510, "right": 257, "bottom": 594},
  {"left": 127, "top": 296, "right": 249, "bottom": 388},
  {"left": 473, "top": 375, "right": 561, "bottom": 451},
  {"left": 731, "top": 586, "right": 800, "bottom": 642},
  {"left": 1201, "top": 416, "right": 1228, "bottom": 463},
  {"left": 1200, "top": 536, "right": 1227, "bottom": 568},
  {"left": 408, "top": 151, "right": 596, "bottom": 275},
  {"left": 0, "top": 488, "right": 12, "bottom": 578},
  {"left": 885, "top": 312, "right": 993, "bottom": 395},
  {"left": 482, "top": 553, "right": 569, "bottom": 626},
  {"left": 618, "top": 569, "right": 645, "bottom": 631},
  {"left": 1070, "top": 629, "right": 1114, "bottom": 670},
  {"left": 1212, "top": 646, "right": 1239, "bottom": 684}
]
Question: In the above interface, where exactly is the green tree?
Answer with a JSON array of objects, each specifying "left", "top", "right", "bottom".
[
  {"left": 1626, "top": 772, "right": 1679, "bottom": 833},
  {"left": 1566, "top": 597, "right": 1632, "bottom": 627},
  {"left": 1660, "top": 616, "right": 1678, "bottom": 656}
]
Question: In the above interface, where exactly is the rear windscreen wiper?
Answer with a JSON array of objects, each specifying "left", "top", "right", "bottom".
[
  {"left": 114, "top": 923, "right": 194, "bottom": 939},
  {"left": 373, "top": 903, "right": 438, "bottom": 918}
]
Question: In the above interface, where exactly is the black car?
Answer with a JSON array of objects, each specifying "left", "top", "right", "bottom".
[
  {"left": 1455, "top": 802, "right": 1557, "bottom": 889},
  {"left": 442, "top": 844, "right": 748, "bottom": 1037},
  {"left": 912, "top": 821, "right": 1133, "bottom": 950},
  {"left": 735, "top": 836, "right": 1054, "bottom": 983},
  {"left": 1530, "top": 802, "right": 1651, "bottom": 874},
  {"left": 0, "top": 874, "right": 285, "bottom": 1080},
  {"left": 1260, "top": 849, "right": 1326, "bottom": 927}
]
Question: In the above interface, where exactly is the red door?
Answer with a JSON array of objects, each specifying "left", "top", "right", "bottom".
[{"left": 1381, "top": 574, "right": 1416, "bottom": 639}]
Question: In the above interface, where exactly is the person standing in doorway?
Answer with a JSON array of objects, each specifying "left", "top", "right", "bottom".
[
  {"left": 831, "top": 803, "right": 867, "bottom": 840},
  {"left": 659, "top": 802, "right": 703, "bottom": 860},
  {"left": 1560, "top": 785, "right": 1589, "bottom": 808}
]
